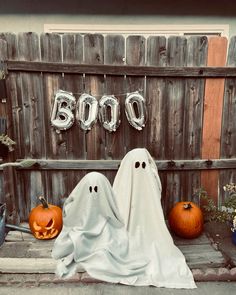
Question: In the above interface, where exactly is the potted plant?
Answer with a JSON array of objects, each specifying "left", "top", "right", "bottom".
[
  {"left": 193, "top": 187, "right": 236, "bottom": 240},
  {"left": 223, "top": 183, "right": 236, "bottom": 245},
  {"left": 231, "top": 211, "right": 236, "bottom": 245}
]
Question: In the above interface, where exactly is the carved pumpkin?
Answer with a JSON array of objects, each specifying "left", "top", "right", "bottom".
[
  {"left": 168, "top": 201, "right": 204, "bottom": 239},
  {"left": 29, "top": 196, "right": 62, "bottom": 240}
]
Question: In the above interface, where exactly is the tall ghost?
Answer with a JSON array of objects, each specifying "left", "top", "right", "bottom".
[{"left": 113, "top": 148, "right": 196, "bottom": 289}]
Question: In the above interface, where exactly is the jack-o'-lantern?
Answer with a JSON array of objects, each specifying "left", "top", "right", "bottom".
[
  {"left": 29, "top": 196, "right": 63, "bottom": 240},
  {"left": 168, "top": 201, "right": 204, "bottom": 239}
]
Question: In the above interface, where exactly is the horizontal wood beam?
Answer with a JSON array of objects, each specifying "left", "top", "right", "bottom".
[
  {"left": 5, "top": 60, "right": 236, "bottom": 77},
  {"left": 1, "top": 158, "right": 236, "bottom": 171}
]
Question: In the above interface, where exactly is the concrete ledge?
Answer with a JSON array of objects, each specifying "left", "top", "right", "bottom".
[
  {"left": 1, "top": 268, "right": 236, "bottom": 286},
  {"left": 192, "top": 267, "right": 236, "bottom": 281}
]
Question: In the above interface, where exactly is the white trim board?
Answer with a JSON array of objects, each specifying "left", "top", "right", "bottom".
[{"left": 44, "top": 24, "right": 229, "bottom": 37}]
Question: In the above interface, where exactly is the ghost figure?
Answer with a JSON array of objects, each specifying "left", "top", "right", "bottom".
[
  {"left": 52, "top": 172, "right": 150, "bottom": 285},
  {"left": 113, "top": 148, "right": 197, "bottom": 289}
]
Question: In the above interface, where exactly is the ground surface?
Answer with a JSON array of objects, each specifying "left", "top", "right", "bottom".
[
  {"left": 204, "top": 221, "right": 236, "bottom": 266},
  {"left": 0, "top": 222, "right": 236, "bottom": 285},
  {"left": 1, "top": 282, "right": 236, "bottom": 295}
]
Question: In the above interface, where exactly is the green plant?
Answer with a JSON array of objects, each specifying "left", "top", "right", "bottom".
[
  {"left": 193, "top": 187, "right": 236, "bottom": 223},
  {"left": 0, "top": 134, "right": 16, "bottom": 151}
]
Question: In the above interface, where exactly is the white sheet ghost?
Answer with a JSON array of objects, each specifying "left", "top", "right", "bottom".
[
  {"left": 52, "top": 172, "right": 150, "bottom": 285},
  {"left": 113, "top": 148, "right": 197, "bottom": 289}
]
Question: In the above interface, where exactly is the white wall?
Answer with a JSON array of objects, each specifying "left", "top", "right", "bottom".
[{"left": 0, "top": 14, "right": 235, "bottom": 38}]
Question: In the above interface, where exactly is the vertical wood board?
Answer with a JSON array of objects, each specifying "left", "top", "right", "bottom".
[
  {"left": 84, "top": 34, "right": 106, "bottom": 160},
  {"left": 220, "top": 36, "right": 236, "bottom": 204},
  {"left": 146, "top": 36, "right": 167, "bottom": 159},
  {"left": 62, "top": 34, "right": 86, "bottom": 194},
  {"left": 0, "top": 33, "right": 19, "bottom": 223},
  {"left": 201, "top": 37, "right": 228, "bottom": 204},
  {"left": 40, "top": 33, "right": 66, "bottom": 207},
  {"left": 125, "top": 35, "right": 146, "bottom": 152},
  {"left": 104, "top": 35, "right": 126, "bottom": 159}
]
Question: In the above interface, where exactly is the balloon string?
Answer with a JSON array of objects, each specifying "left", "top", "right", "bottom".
[{"left": 64, "top": 89, "right": 144, "bottom": 98}]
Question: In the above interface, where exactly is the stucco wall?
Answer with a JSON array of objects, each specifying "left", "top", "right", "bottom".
[
  {"left": 0, "top": 0, "right": 236, "bottom": 37},
  {"left": 0, "top": 14, "right": 236, "bottom": 38}
]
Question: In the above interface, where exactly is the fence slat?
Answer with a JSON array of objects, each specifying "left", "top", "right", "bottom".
[
  {"left": 183, "top": 36, "right": 208, "bottom": 204},
  {"left": 84, "top": 34, "right": 106, "bottom": 160},
  {"left": 0, "top": 38, "right": 7, "bottom": 204},
  {"left": 62, "top": 34, "right": 86, "bottom": 160},
  {"left": 40, "top": 33, "right": 66, "bottom": 207},
  {"left": 163, "top": 36, "right": 188, "bottom": 214},
  {"left": 201, "top": 37, "right": 228, "bottom": 204},
  {"left": 146, "top": 36, "right": 167, "bottom": 159},
  {"left": 0, "top": 33, "right": 23, "bottom": 159},
  {"left": 17, "top": 32, "right": 45, "bottom": 218},
  {"left": 220, "top": 36, "right": 236, "bottom": 204},
  {"left": 125, "top": 35, "right": 146, "bottom": 151},
  {"left": 104, "top": 35, "right": 126, "bottom": 160},
  {"left": 62, "top": 33, "right": 87, "bottom": 193},
  {"left": 0, "top": 33, "right": 20, "bottom": 224}
]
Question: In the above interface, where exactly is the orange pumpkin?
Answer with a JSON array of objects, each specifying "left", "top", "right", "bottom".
[
  {"left": 29, "top": 196, "right": 62, "bottom": 240},
  {"left": 168, "top": 201, "right": 204, "bottom": 239}
]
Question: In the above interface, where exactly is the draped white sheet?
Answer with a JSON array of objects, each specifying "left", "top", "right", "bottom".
[
  {"left": 113, "top": 148, "right": 196, "bottom": 289},
  {"left": 52, "top": 172, "right": 150, "bottom": 285}
]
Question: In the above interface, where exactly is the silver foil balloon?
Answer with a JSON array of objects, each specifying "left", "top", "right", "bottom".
[
  {"left": 125, "top": 92, "right": 147, "bottom": 131},
  {"left": 99, "top": 95, "right": 120, "bottom": 132},
  {"left": 76, "top": 93, "right": 98, "bottom": 131},
  {"left": 51, "top": 90, "right": 76, "bottom": 131}
]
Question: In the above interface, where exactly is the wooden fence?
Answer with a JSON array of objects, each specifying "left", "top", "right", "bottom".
[{"left": 0, "top": 32, "right": 236, "bottom": 223}]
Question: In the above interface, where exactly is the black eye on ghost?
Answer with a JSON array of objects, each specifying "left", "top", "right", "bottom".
[
  {"left": 89, "top": 186, "right": 98, "bottom": 193},
  {"left": 135, "top": 161, "right": 146, "bottom": 169}
]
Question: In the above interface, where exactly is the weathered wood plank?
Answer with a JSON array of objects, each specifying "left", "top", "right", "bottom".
[
  {"left": 0, "top": 33, "right": 23, "bottom": 159},
  {"left": 0, "top": 238, "right": 225, "bottom": 272},
  {"left": 0, "top": 38, "right": 7, "bottom": 204},
  {"left": 184, "top": 36, "right": 208, "bottom": 160},
  {"left": 40, "top": 33, "right": 66, "bottom": 206},
  {"left": 104, "top": 35, "right": 126, "bottom": 160},
  {"left": 84, "top": 34, "right": 105, "bottom": 159},
  {"left": 125, "top": 35, "right": 146, "bottom": 151},
  {"left": 166, "top": 36, "right": 187, "bottom": 159},
  {"left": 163, "top": 36, "right": 187, "bottom": 214},
  {"left": 1, "top": 158, "right": 236, "bottom": 171},
  {"left": 61, "top": 34, "right": 86, "bottom": 194},
  {"left": 201, "top": 37, "right": 228, "bottom": 204},
  {"left": 173, "top": 233, "right": 210, "bottom": 246},
  {"left": 183, "top": 36, "right": 208, "bottom": 204},
  {"left": 179, "top": 244, "right": 226, "bottom": 268},
  {"left": 6, "top": 60, "right": 236, "bottom": 77},
  {"left": 0, "top": 33, "right": 19, "bottom": 224},
  {"left": 5, "top": 231, "right": 31, "bottom": 242},
  {"left": 17, "top": 32, "right": 45, "bottom": 219},
  {"left": 62, "top": 34, "right": 85, "bottom": 160},
  {"left": 220, "top": 36, "right": 236, "bottom": 204},
  {"left": 146, "top": 36, "right": 167, "bottom": 159}
]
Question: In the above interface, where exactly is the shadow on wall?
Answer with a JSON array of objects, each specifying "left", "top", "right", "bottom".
[{"left": 1, "top": 0, "right": 236, "bottom": 16}]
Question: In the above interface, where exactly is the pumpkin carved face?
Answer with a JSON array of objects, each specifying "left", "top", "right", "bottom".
[
  {"left": 29, "top": 196, "right": 62, "bottom": 240},
  {"left": 168, "top": 201, "right": 204, "bottom": 239}
]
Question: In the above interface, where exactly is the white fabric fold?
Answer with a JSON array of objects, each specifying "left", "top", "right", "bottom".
[
  {"left": 113, "top": 148, "right": 197, "bottom": 289},
  {"left": 52, "top": 172, "right": 150, "bottom": 285}
]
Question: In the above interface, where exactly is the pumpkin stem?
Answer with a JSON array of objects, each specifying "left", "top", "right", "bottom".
[
  {"left": 183, "top": 203, "right": 192, "bottom": 210},
  {"left": 39, "top": 196, "right": 49, "bottom": 209}
]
